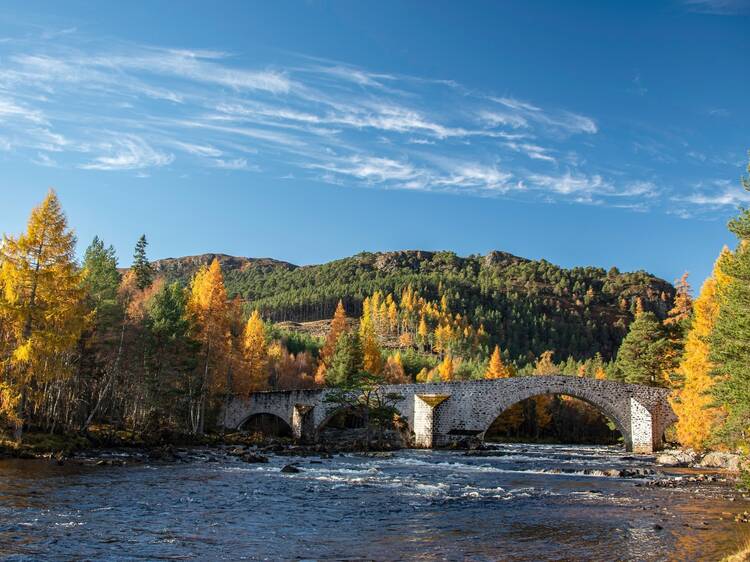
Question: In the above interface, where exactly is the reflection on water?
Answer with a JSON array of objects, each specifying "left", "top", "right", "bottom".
[{"left": 0, "top": 444, "right": 748, "bottom": 561}]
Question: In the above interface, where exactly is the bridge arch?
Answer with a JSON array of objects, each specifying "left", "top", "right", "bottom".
[
  {"left": 238, "top": 412, "right": 294, "bottom": 437},
  {"left": 460, "top": 378, "right": 633, "bottom": 449},
  {"left": 315, "top": 402, "right": 406, "bottom": 434},
  {"left": 479, "top": 390, "right": 630, "bottom": 446},
  {"left": 316, "top": 406, "right": 367, "bottom": 433}
]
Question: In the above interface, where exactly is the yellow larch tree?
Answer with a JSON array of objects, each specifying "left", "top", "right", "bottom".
[
  {"left": 359, "top": 297, "right": 383, "bottom": 374},
  {"left": 387, "top": 297, "right": 399, "bottom": 335},
  {"left": 383, "top": 352, "right": 407, "bottom": 384},
  {"left": 534, "top": 350, "right": 559, "bottom": 375},
  {"left": 316, "top": 300, "right": 348, "bottom": 385},
  {"left": 242, "top": 310, "right": 269, "bottom": 394},
  {"left": 438, "top": 354, "right": 455, "bottom": 382},
  {"left": 398, "top": 331, "right": 413, "bottom": 348},
  {"left": 485, "top": 345, "right": 514, "bottom": 379},
  {"left": 224, "top": 296, "right": 246, "bottom": 393},
  {"left": 670, "top": 252, "right": 728, "bottom": 450},
  {"left": 417, "top": 315, "right": 429, "bottom": 351},
  {"left": 0, "top": 189, "right": 86, "bottom": 438},
  {"left": 187, "top": 258, "right": 230, "bottom": 434},
  {"left": 415, "top": 367, "right": 430, "bottom": 383}
]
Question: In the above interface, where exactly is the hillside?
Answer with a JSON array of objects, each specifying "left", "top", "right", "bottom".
[{"left": 152, "top": 250, "right": 676, "bottom": 363}]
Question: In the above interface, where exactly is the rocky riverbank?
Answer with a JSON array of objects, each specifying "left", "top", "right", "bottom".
[
  {"left": 0, "top": 425, "right": 407, "bottom": 467},
  {"left": 655, "top": 448, "right": 748, "bottom": 472}
]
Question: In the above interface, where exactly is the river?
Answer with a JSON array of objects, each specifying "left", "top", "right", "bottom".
[{"left": 0, "top": 444, "right": 747, "bottom": 561}]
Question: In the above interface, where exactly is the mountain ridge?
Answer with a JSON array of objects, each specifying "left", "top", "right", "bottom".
[{"left": 142, "top": 249, "right": 675, "bottom": 362}]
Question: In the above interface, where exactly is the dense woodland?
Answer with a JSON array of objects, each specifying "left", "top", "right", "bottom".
[
  {"left": 1, "top": 156, "right": 749, "bottom": 457},
  {"left": 153, "top": 248, "right": 675, "bottom": 364}
]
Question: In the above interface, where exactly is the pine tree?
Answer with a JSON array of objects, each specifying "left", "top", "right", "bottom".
[
  {"left": 132, "top": 235, "right": 153, "bottom": 291},
  {"left": 143, "top": 281, "right": 194, "bottom": 421},
  {"left": 671, "top": 256, "right": 726, "bottom": 450},
  {"left": 614, "top": 311, "right": 670, "bottom": 386},
  {"left": 485, "top": 345, "right": 513, "bottom": 379},
  {"left": 82, "top": 236, "right": 121, "bottom": 320},
  {"left": 709, "top": 160, "right": 750, "bottom": 447},
  {"left": 0, "top": 189, "right": 85, "bottom": 438},
  {"left": 78, "top": 236, "right": 125, "bottom": 431},
  {"left": 327, "top": 331, "right": 363, "bottom": 386}
]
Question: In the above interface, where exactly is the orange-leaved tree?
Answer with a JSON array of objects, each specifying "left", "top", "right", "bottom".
[
  {"left": 0, "top": 189, "right": 85, "bottom": 439},
  {"left": 360, "top": 297, "right": 383, "bottom": 375},
  {"left": 485, "top": 345, "right": 514, "bottom": 379},
  {"left": 671, "top": 251, "right": 729, "bottom": 450},
  {"left": 242, "top": 310, "right": 269, "bottom": 394},
  {"left": 186, "top": 258, "right": 229, "bottom": 434},
  {"left": 315, "top": 300, "right": 348, "bottom": 385}
]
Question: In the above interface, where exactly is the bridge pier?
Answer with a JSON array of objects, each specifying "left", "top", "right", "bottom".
[
  {"left": 291, "top": 404, "right": 315, "bottom": 443},
  {"left": 413, "top": 394, "right": 450, "bottom": 447},
  {"left": 628, "top": 398, "right": 655, "bottom": 454}
]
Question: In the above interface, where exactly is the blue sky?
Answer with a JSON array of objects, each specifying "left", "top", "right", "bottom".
[{"left": 1, "top": 1, "right": 748, "bottom": 286}]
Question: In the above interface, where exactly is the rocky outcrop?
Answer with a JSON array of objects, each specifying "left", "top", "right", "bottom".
[
  {"left": 655, "top": 449, "right": 697, "bottom": 467},
  {"left": 142, "top": 253, "right": 296, "bottom": 281},
  {"left": 699, "top": 452, "right": 742, "bottom": 472},
  {"left": 654, "top": 449, "right": 746, "bottom": 472}
]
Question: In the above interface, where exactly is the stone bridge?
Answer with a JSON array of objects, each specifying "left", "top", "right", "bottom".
[{"left": 221, "top": 376, "right": 677, "bottom": 454}]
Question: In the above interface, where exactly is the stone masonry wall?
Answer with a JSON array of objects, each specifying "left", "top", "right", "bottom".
[{"left": 222, "top": 376, "right": 676, "bottom": 453}]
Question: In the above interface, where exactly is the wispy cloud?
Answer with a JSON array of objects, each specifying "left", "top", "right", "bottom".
[
  {"left": 0, "top": 97, "right": 47, "bottom": 124},
  {"left": 0, "top": 28, "right": 737, "bottom": 214},
  {"left": 213, "top": 157, "right": 254, "bottom": 170},
  {"left": 682, "top": 0, "right": 750, "bottom": 15},
  {"left": 80, "top": 136, "right": 174, "bottom": 171},
  {"left": 708, "top": 107, "right": 730, "bottom": 117},
  {"left": 486, "top": 96, "right": 598, "bottom": 135},
  {"left": 676, "top": 179, "right": 750, "bottom": 207},
  {"left": 505, "top": 142, "right": 556, "bottom": 163}
]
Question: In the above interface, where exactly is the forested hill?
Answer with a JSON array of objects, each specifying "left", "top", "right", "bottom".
[{"left": 152, "top": 250, "right": 676, "bottom": 362}]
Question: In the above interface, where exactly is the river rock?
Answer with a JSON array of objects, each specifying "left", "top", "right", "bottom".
[
  {"left": 655, "top": 450, "right": 696, "bottom": 467},
  {"left": 281, "top": 464, "right": 302, "bottom": 473},
  {"left": 239, "top": 453, "right": 269, "bottom": 464},
  {"left": 620, "top": 468, "right": 656, "bottom": 478},
  {"left": 699, "top": 452, "right": 741, "bottom": 472}
]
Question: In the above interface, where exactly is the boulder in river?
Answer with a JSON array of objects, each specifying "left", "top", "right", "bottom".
[
  {"left": 699, "top": 452, "right": 741, "bottom": 472},
  {"left": 655, "top": 450, "right": 696, "bottom": 467},
  {"left": 281, "top": 464, "right": 302, "bottom": 473},
  {"left": 239, "top": 453, "right": 269, "bottom": 464}
]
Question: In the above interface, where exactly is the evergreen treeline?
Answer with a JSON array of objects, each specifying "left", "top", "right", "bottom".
[{"left": 154, "top": 249, "right": 675, "bottom": 364}]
